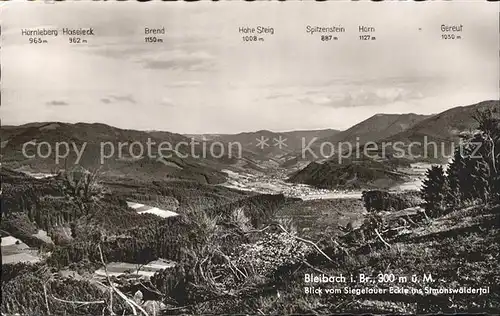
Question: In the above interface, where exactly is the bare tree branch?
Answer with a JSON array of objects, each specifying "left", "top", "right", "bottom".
[
  {"left": 50, "top": 295, "right": 105, "bottom": 306},
  {"left": 43, "top": 283, "right": 51, "bottom": 315},
  {"left": 97, "top": 244, "right": 149, "bottom": 316},
  {"left": 374, "top": 229, "right": 391, "bottom": 248}
]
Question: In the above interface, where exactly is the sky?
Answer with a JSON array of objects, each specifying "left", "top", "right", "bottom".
[{"left": 1, "top": 1, "right": 499, "bottom": 134}]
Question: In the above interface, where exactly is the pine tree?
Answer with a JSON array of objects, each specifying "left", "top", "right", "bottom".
[
  {"left": 446, "top": 148, "right": 463, "bottom": 208},
  {"left": 474, "top": 158, "right": 491, "bottom": 203},
  {"left": 459, "top": 142, "right": 481, "bottom": 204},
  {"left": 472, "top": 108, "right": 500, "bottom": 203},
  {"left": 421, "top": 165, "right": 448, "bottom": 216}
]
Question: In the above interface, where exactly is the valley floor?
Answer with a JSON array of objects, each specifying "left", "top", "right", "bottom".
[{"left": 220, "top": 163, "right": 435, "bottom": 200}]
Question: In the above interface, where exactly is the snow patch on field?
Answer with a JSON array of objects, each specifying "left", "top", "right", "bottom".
[
  {"left": 2, "top": 253, "right": 41, "bottom": 264},
  {"left": 2, "top": 236, "right": 41, "bottom": 264},
  {"left": 126, "top": 201, "right": 179, "bottom": 218},
  {"left": 392, "top": 179, "right": 424, "bottom": 192},
  {"left": 137, "top": 207, "right": 179, "bottom": 218},
  {"left": 32, "top": 229, "right": 54, "bottom": 244},
  {"left": 127, "top": 202, "right": 144, "bottom": 209},
  {"left": 17, "top": 170, "right": 58, "bottom": 179},
  {"left": 1, "top": 236, "right": 22, "bottom": 246},
  {"left": 94, "top": 259, "right": 176, "bottom": 279},
  {"left": 301, "top": 192, "right": 363, "bottom": 200}
]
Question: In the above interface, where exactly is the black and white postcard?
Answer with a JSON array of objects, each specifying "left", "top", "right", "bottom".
[{"left": 1, "top": 1, "right": 499, "bottom": 315}]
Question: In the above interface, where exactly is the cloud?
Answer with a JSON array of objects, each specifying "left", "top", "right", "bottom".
[
  {"left": 140, "top": 50, "right": 216, "bottom": 72},
  {"left": 89, "top": 44, "right": 151, "bottom": 60},
  {"left": 299, "top": 86, "right": 425, "bottom": 108},
  {"left": 265, "top": 93, "right": 293, "bottom": 100},
  {"left": 87, "top": 28, "right": 217, "bottom": 59},
  {"left": 101, "top": 94, "right": 136, "bottom": 104},
  {"left": 165, "top": 81, "right": 202, "bottom": 88},
  {"left": 46, "top": 100, "right": 69, "bottom": 106},
  {"left": 111, "top": 94, "right": 136, "bottom": 103},
  {"left": 256, "top": 75, "right": 433, "bottom": 108},
  {"left": 321, "top": 76, "right": 444, "bottom": 88},
  {"left": 160, "top": 97, "right": 176, "bottom": 107},
  {"left": 85, "top": 37, "right": 218, "bottom": 72}
]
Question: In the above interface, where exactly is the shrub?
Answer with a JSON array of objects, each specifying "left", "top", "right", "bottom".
[
  {"left": 421, "top": 165, "right": 448, "bottom": 214},
  {"left": 57, "top": 167, "right": 107, "bottom": 215},
  {"left": 362, "top": 190, "right": 421, "bottom": 212},
  {"left": 1, "top": 269, "right": 127, "bottom": 315},
  {"left": 234, "top": 231, "right": 311, "bottom": 277}
]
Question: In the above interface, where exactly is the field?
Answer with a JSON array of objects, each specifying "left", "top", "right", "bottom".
[
  {"left": 1, "top": 236, "right": 41, "bottom": 265},
  {"left": 94, "top": 259, "right": 176, "bottom": 279},
  {"left": 126, "top": 202, "right": 179, "bottom": 218},
  {"left": 275, "top": 198, "right": 367, "bottom": 238}
]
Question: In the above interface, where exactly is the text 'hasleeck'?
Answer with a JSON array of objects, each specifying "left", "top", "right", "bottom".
[{"left": 21, "top": 28, "right": 95, "bottom": 37}]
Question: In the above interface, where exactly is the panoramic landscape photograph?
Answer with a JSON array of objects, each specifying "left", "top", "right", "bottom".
[{"left": 1, "top": 2, "right": 499, "bottom": 315}]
